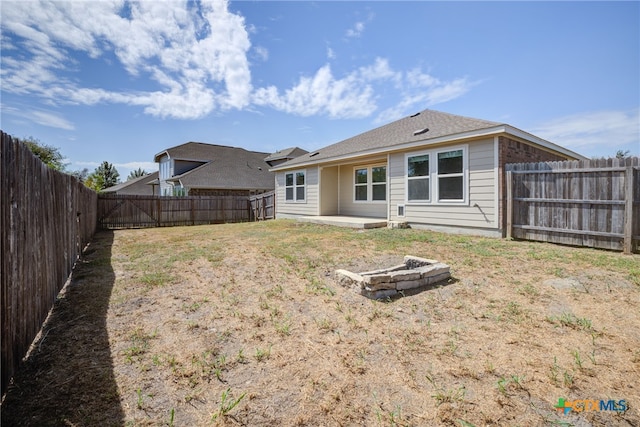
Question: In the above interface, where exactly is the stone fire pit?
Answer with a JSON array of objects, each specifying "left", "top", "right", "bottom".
[{"left": 335, "top": 255, "right": 451, "bottom": 299}]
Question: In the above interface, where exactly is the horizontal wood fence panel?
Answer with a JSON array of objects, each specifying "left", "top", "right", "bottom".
[
  {"left": 1, "top": 131, "right": 97, "bottom": 395},
  {"left": 97, "top": 194, "right": 252, "bottom": 229},
  {"left": 506, "top": 158, "right": 639, "bottom": 253}
]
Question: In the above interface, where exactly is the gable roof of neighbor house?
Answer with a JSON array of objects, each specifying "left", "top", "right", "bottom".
[
  {"left": 264, "top": 147, "right": 309, "bottom": 163},
  {"left": 154, "top": 142, "right": 275, "bottom": 190},
  {"left": 102, "top": 171, "right": 159, "bottom": 195},
  {"left": 272, "top": 109, "right": 586, "bottom": 170}
]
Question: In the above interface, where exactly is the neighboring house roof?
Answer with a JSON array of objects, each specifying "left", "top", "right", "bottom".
[
  {"left": 272, "top": 109, "right": 586, "bottom": 170},
  {"left": 102, "top": 171, "right": 159, "bottom": 195},
  {"left": 264, "top": 147, "right": 309, "bottom": 163},
  {"left": 154, "top": 142, "right": 274, "bottom": 191}
]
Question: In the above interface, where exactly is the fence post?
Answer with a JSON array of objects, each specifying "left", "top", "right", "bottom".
[
  {"left": 156, "top": 197, "right": 161, "bottom": 227},
  {"left": 506, "top": 170, "right": 513, "bottom": 240},
  {"left": 191, "top": 197, "right": 195, "bottom": 226},
  {"left": 623, "top": 166, "right": 634, "bottom": 254}
]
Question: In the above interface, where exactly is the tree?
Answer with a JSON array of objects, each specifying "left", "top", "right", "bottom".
[
  {"left": 86, "top": 161, "right": 120, "bottom": 191},
  {"left": 69, "top": 168, "right": 90, "bottom": 182},
  {"left": 616, "top": 150, "right": 630, "bottom": 159},
  {"left": 127, "top": 168, "right": 148, "bottom": 180},
  {"left": 20, "top": 136, "right": 66, "bottom": 171}
]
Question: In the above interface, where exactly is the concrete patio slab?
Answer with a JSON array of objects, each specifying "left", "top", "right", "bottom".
[{"left": 295, "top": 215, "right": 387, "bottom": 229}]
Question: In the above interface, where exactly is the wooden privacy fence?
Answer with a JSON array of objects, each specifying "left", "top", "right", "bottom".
[
  {"left": 249, "top": 190, "right": 275, "bottom": 221},
  {"left": 1, "top": 131, "right": 97, "bottom": 395},
  {"left": 98, "top": 194, "right": 252, "bottom": 229},
  {"left": 506, "top": 157, "right": 640, "bottom": 254}
]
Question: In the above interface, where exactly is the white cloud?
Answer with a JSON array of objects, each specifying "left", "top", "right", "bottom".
[
  {"left": 70, "top": 161, "right": 157, "bottom": 176},
  {"left": 346, "top": 21, "right": 365, "bottom": 38},
  {"left": 1, "top": 104, "right": 75, "bottom": 130},
  {"left": 73, "top": 161, "right": 101, "bottom": 168},
  {"left": 1, "top": 0, "right": 252, "bottom": 119},
  {"left": 253, "top": 63, "right": 377, "bottom": 119},
  {"left": 254, "top": 46, "right": 269, "bottom": 61},
  {"left": 1, "top": 1, "right": 475, "bottom": 124},
  {"left": 253, "top": 58, "right": 474, "bottom": 120},
  {"left": 532, "top": 109, "right": 640, "bottom": 151},
  {"left": 31, "top": 110, "right": 75, "bottom": 130},
  {"left": 115, "top": 161, "right": 158, "bottom": 171},
  {"left": 327, "top": 46, "right": 335, "bottom": 60}
]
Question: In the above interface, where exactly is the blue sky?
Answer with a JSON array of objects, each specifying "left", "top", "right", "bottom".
[{"left": 1, "top": 1, "right": 638, "bottom": 179}]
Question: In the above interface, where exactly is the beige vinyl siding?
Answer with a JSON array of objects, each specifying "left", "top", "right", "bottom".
[
  {"left": 389, "top": 138, "right": 497, "bottom": 229},
  {"left": 275, "top": 167, "right": 319, "bottom": 216},
  {"left": 338, "top": 164, "right": 387, "bottom": 218},
  {"left": 319, "top": 166, "right": 339, "bottom": 215}
]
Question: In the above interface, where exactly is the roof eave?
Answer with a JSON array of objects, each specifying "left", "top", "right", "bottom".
[
  {"left": 269, "top": 126, "right": 503, "bottom": 171},
  {"left": 270, "top": 125, "right": 587, "bottom": 172},
  {"left": 153, "top": 150, "right": 170, "bottom": 163}
]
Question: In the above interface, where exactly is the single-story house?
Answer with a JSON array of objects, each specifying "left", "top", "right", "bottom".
[
  {"left": 154, "top": 142, "right": 278, "bottom": 196},
  {"left": 102, "top": 171, "right": 159, "bottom": 195},
  {"left": 270, "top": 109, "right": 588, "bottom": 237}
]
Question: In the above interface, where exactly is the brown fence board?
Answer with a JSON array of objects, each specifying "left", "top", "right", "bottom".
[
  {"left": 97, "top": 194, "right": 253, "bottom": 229},
  {"left": 506, "top": 157, "right": 639, "bottom": 253},
  {"left": 1, "top": 131, "right": 97, "bottom": 395},
  {"left": 249, "top": 191, "right": 275, "bottom": 221}
]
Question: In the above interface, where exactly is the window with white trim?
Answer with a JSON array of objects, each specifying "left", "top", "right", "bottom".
[
  {"left": 285, "top": 170, "right": 306, "bottom": 202},
  {"left": 407, "top": 154, "right": 430, "bottom": 202},
  {"left": 354, "top": 165, "right": 386, "bottom": 202},
  {"left": 406, "top": 145, "right": 468, "bottom": 204},
  {"left": 437, "top": 149, "right": 464, "bottom": 201}
]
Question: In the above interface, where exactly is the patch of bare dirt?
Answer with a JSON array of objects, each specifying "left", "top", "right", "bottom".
[{"left": 2, "top": 221, "right": 639, "bottom": 426}]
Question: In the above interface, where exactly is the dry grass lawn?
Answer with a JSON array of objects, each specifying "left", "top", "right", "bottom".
[{"left": 2, "top": 220, "right": 639, "bottom": 426}]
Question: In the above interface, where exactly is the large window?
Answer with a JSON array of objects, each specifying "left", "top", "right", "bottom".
[
  {"left": 354, "top": 165, "right": 386, "bottom": 202},
  {"left": 285, "top": 170, "right": 305, "bottom": 202},
  {"left": 437, "top": 149, "right": 464, "bottom": 201},
  {"left": 407, "top": 154, "right": 430, "bottom": 202},
  {"left": 355, "top": 168, "right": 368, "bottom": 201},
  {"left": 406, "top": 146, "right": 467, "bottom": 204}
]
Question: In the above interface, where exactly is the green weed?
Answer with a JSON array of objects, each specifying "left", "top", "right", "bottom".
[
  {"left": 546, "top": 312, "right": 592, "bottom": 331},
  {"left": 211, "top": 388, "right": 246, "bottom": 421},
  {"left": 255, "top": 346, "right": 271, "bottom": 362}
]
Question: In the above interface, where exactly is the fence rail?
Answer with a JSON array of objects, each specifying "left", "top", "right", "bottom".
[
  {"left": 1, "top": 131, "right": 97, "bottom": 395},
  {"left": 97, "top": 194, "right": 252, "bottom": 229},
  {"left": 506, "top": 158, "right": 639, "bottom": 254}
]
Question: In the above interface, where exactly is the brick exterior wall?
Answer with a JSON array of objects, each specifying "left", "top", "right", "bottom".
[{"left": 497, "top": 136, "right": 568, "bottom": 234}]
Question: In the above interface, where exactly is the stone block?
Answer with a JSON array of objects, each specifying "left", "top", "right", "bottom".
[
  {"left": 396, "top": 277, "right": 429, "bottom": 291},
  {"left": 426, "top": 272, "right": 451, "bottom": 285},
  {"left": 364, "top": 282, "right": 396, "bottom": 291},
  {"left": 415, "top": 263, "right": 450, "bottom": 278},
  {"left": 363, "top": 274, "right": 391, "bottom": 285},
  {"left": 359, "top": 264, "right": 406, "bottom": 276},
  {"left": 362, "top": 288, "right": 398, "bottom": 300},
  {"left": 388, "top": 270, "right": 421, "bottom": 282}
]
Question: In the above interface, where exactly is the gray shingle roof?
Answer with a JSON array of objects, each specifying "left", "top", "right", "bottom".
[
  {"left": 154, "top": 142, "right": 270, "bottom": 162},
  {"left": 264, "top": 147, "right": 309, "bottom": 162},
  {"left": 102, "top": 171, "right": 159, "bottom": 195},
  {"left": 274, "top": 109, "right": 501, "bottom": 169},
  {"left": 157, "top": 142, "right": 274, "bottom": 191}
]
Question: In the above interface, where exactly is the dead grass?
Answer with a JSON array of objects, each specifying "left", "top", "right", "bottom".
[{"left": 2, "top": 219, "right": 639, "bottom": 426}]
